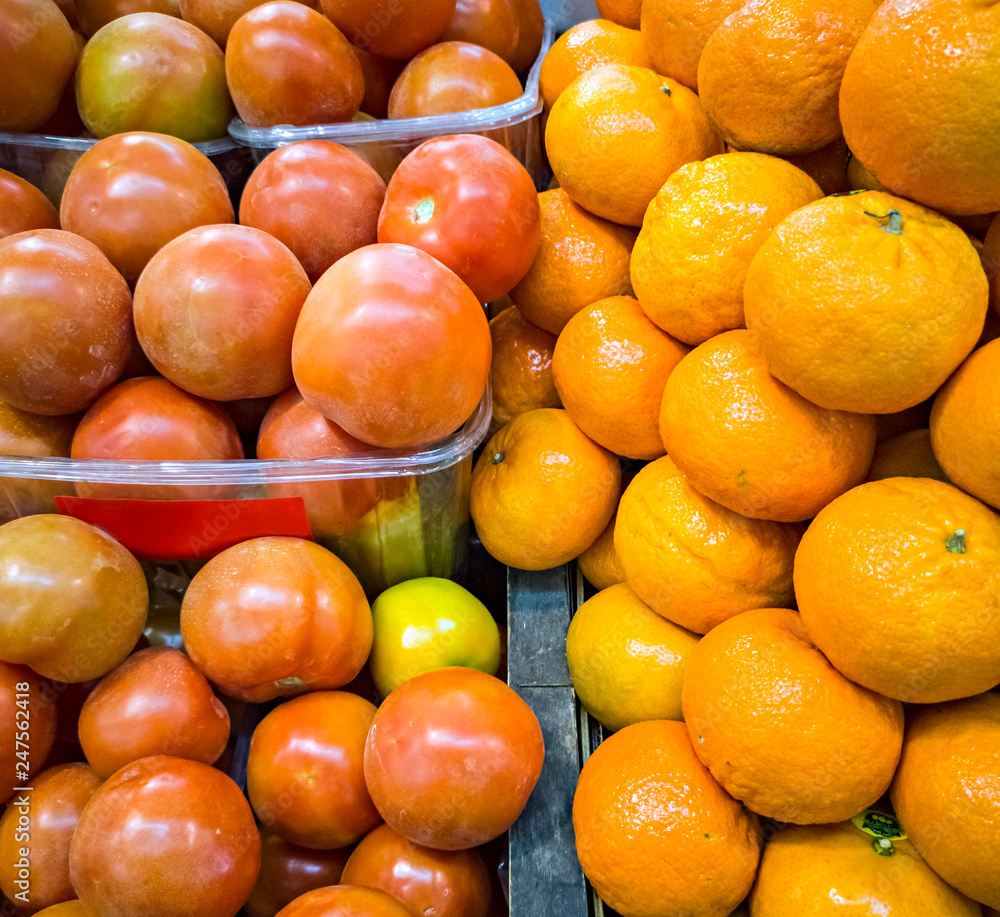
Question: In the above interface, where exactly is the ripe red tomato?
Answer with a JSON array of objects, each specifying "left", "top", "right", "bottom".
[
  {"left": 0, "top": 662, "right": 57, "bottom": 805},
  {"left": 351, "top": 47, "right": 406, "bottom": 120},
  {"left": 246, "top": 691, "right": 382, "bottom": 849},
  {"left": 59, "top": 131, "right": 235, "bottom": 286},
  {"left": 508, "top": 0, "right": 544, "bottom": 74},
  {"left": 0, "top": 515, "right": 148, "bottom": 683},
  {"left": 239, "top": 140, "right": 386, "bottom": 284},
  {"left": 69, "top": 755, "right": 261, "bottom": 917},
  {"left": 75, "top": 0, "right": 181, "bottom": 37},
  {"left": 275, "top": 885, "right": 417, "bottom": 917},
  {"left": 178, "top": 0, "right": 315, "bottom": 49},
  {"left": 291, "top": 243, "right": 491, "bottom": 449},
  {"left": 0, "top": 763, "right": 102, "bottom": 912},
  {"left": 439, "top": 0, "right": 521, "bottom": 66},
  {"left": 0, "top": 170, "right": 59, "bottom": 240},
  {"left": 341, "top": 823, "right": 492, "bottom": 917},
  {"left": 319, "top": 0, "right": 457, "bottom": 60},
  {"left": 0, "top": 229, "right": 133, "bottom": 416},
  {"left": 364, "top": 667, "right": 544, "bottom": 850},
  {"left": 378, "top": 133, "right": 542, "bottom": 303},
  {"left": 77, "top": 646, "right": 230, "bottom": 779},
  {"left": 226, "top": 2, "right": 364, "bottom": 128}
]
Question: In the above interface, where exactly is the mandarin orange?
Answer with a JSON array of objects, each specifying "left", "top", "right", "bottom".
[
  {"left": 864, "top": 428, "right": 947, "bottom": 483},
  {"left": 575, "top": 510, "right": 625, "bottom": 591},
  {"left": 595, "top": 0, "right": 641, "bottom": 28}
]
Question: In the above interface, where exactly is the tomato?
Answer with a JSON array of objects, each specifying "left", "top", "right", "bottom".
[
  {"left": 0, "top": 0, "right": 79, "bottom": 132},
  {"left": 226, "top": 3, "right": 364, "bottom": 128},
  {"left": 364, "top": 667, "right": 544, "bottom": 850},
  {"left": 30, "top": 901, "right": 96, "bottom": 917},
  {"left": 291, "top": 243, "right": 491, "bottom": 449},
  {"left": 341, "top": 823, "right": 492, "bottom": 917},
  {"left": 76, "top": 12, "right": 233, "bottom": 141},
  {"left": 275, "top": 885, "right": 416, "bottom": 917},
  {"left": 0, "top": 229, "right": 132, "bottom": 416},
  {"left": 0, "top": 662, "right": 57, "bottom": 805},
  {"left": 133, "top": 224, "right": 311, "bottom": 401},
  {"left": 378, "top": 133, "right": 542, "bottom": 303},
  {"left": 439, "top": 0, "right": 521, "bottom": 66},
  {"left": 320, "top": 0, "right": 456, "bottom": 60},
  {"left": 178, "top": 0, "right": 315, "bottom": 49},
  {"left": 508, "top": 0, "right": 543, "bottom": 74},
  {"left": 180, "top": 536, "right": 372, "bottom": 702},
  {"left": 0, "top": 763, "right": 102, "bottom": 913},
  {"left": 59, "top": 131, "right": 235, "bottom": 286},
  {"left": 75, "top": 0, "right": 180, "bottom": 37},
  {"left": 70, "top": 376, "right": 244, "bottom": 500},
  {"left": 244, "top": 829, "right": 351, "bottom": 917},
  {"left": 77, "top": 646, "right": 230, "bottom": 779},
  {"left": 0, "top": 515, "right": 148, "bottom": 683},
  {"left": 387, "top": 41, "right": 523, "bottom": 119},
  {"left": 69, "top": 755, "right": 261, "bottom": 917},
  {"left": 351, "top": 47, "right": 406, "bottom": 120},
  {"left": 246, "top": 691, "right": 382, "bottom": 849},
  {"left": 0, "top": 170, "right": 59, "bottom": 240},
  {"left": 238, "top": 140, "right": 386, "bottom": 284}
]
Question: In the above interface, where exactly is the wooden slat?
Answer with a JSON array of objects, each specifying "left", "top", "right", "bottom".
[{"left": 506, "top": 564, "right": 575, "bottom": 688}]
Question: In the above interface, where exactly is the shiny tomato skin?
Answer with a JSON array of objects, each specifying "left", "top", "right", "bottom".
[
  {"left": 69, "top": 755, "right": 261, "bottom": 917},
  {"left": 77, "top": 646, "right": 230, "bottom": 779},
  {"left": 246, "top": 691, "right": 382, "bottom": 850},
  {"left": 76, "top": 0, "right": 181, "bottom": 37},
  {"left": 275, "top": 885, "right": 417, "bottom": 917},
  {"left": 319, "top": 0, "right": 456, "bottom": 60},
  {"left": 341, "top": 823, "right": 492, "bottom": 917},
  {"left": 363, "top": 667, "right": 544, "bottom": 850},
  {"left": 0, "top": 170, "right": 60, "bottom": 240},
  {"left": 178, "top": 0, "right": 315, "bottom": 49},
  {"left": 0, "top": 763, "right": 103, "bottom": 913},
  {"left": 0, "top": 662, "right": 57, "bottom": 805},
  {"left": 378, "top": 133, "right": 541, "bottom": 303}
]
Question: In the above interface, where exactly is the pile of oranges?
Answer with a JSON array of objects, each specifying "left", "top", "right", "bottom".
[{"left": 469, "top": 0, "right": 1000, "bottom": 914}]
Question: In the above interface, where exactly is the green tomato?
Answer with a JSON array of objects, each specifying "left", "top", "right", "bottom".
[{"left": 369, "top": 577, "right": 502, "bottom": 697}]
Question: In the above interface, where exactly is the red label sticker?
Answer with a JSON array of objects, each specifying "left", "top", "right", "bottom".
[{"left": 54, "top": 496, "right": 314, "bottom": 562}]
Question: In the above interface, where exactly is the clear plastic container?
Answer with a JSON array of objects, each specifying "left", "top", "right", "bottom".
[
  {"left": 0, "top": 389, "right": 491, "bottom": 599},
  {"left": 227, "top": 23, "right": 555, "bottom": 187}
]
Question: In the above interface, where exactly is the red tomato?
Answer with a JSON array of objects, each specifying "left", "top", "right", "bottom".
[
  {"left": 77, "top": 646, "right": 230, "bottom": 779},
  {"left": 291, "top": 243, "right": 491, "bottom": 449},
  {"left": 508, "top": 0, "right": 544, "bottom": 74},
  {"left": 226, "top": 2, "right": 364, "bottom": 128},
  {"left": 70, "top": 376, "right": 244, "bottom": 500},
  {"left": 246, "top": 691, "right": 382, "bottom": 849},
  {"left": 69, "top": 755, "right": 260, "bottom": 917},
  {"left": 133, "top": 224, "right": 311, "bottom": 401},
  {"left": 319, "top": 0, "right": 456, "bottom": 60},
  {"left": 387, "top": 41, "right": 523, "bottom": 119},
  {"left": 351, "top": 47, "right": 406, "bottom": 120},
  {"left": 378, "top": 133, "right": 542, "bottom": 303},
  {"left": 0, "top": 763, "right": 103, "bottom": 913},
  {"left": 59, "top": 131, "right": 234, "bottom": 286},
  {"left": 275, "top": 885, "right": 416, "bottom": 917},
  {"left": 0, "top": 515, "right": 148, "bottom": 683},
  {"left": 178, "top": 0, "right": 315, "bottom": 49},
  {"left": 341, "top": 823, "right": 492, "bottom": 917},
  {"left": 0, "top": 170, "right": 59, "bottom": 240},
  {"left": 75, "top": 0, "right": 180, "bottom": 36},
  {"left": 180, "top": 536, "right": 372, "bottom": 702},
  {"left": 0, "top": 229, "right": 132, "bottom": 416},
  {"left": 364, "top": 667, "right": 544, "bottom": 850},
  {"left": 238, "top": 141, "right": 386, "bottom": 284},
  {"left": 439, "top": 0, "right": 521, "bottom": 66},
  {"left": 0, "top": 662, "right": 57, "bottom": 805},
  {"left": 244, "top": 830, "right": 351, "bottom": 917}
]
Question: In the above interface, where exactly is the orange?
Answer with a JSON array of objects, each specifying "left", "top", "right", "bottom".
[
  {"left": 470, "top": 407, "right": 621, "bottom": 570},
  {"left": 575, "top": 510, "right": 624, "bottom": 591},
  {"left": 630, "top": 151, "right": 823, "bottom": 345},
  {"left": 697, "top": 0, "right": 878, "bottom": 155},
  {"left": 983, "top": 212, "right": 1000, "bottom": 315},
  {"left": 572, "top": 719, "right": 760, "bottom": 917},
  {"left": 744, "top": 190, "right": 989, "bottom": 414},
  {"left": 681, "top": 607, "right": 903, "bottom": 824},
  {"left": 508, "top": 187, "right": 637, "bottom": 336},
  {"left": 864, "top": 428, "right": 947, "bottom": 483},
  {"left": 659, "top": 330, "right": 876, "bottom": 522},
  {"left": 613, "top": 456, "right": 801, "bottom": 634},
  {"left": 780, "top": 136, "right": 850, "bottom": 195},
  {"left": 930, "top": 338, "right": 1000, "bottom": 510},
  {"left": 839, "top": 0, "right": 1000, "bottom": 216},
  {"left": 750, "top": 816, "right": 984, "bottom": 916},
  {"left": 845, "top": 150, "right": 884, "bottom": 191},
  {"left": 539, "top": 19, "right": 652, "bottom": 109},
  {"left": 793, "top": 476, "right": 1000, "bottom": 703},
  {"left": 544, "top": 63, "right": 723, "bottom": 227},
  {"left": 439, "top": 0, "right": 521, "bottom": 67},
  {"left": 566, "top": 582, "right": 700, "bottom": 731},
  {"left": 319, "top": 0, "right": 457, "bottom": 60},
  {"left": 639, "top": 0, "right": 745, "bottom": 92},
  {"left": 595, "top": 0, "right": 641, "bottom": 28},
  {"left": 487, "top": 304, "right": 561, "bottom": 435},
  {"left": 552, "top": 294, "right": 688, "bottom": 460},
  {"left": 874, "top": 398, "right": 933, "bottom": 443},
  {"left": 890, "top": 692, "right": 1000, "bottom": 910}
]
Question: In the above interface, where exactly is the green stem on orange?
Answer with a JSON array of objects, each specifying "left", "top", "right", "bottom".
[
  {"left": 492, "top": 451, "right": 505, "bottom": 465},
  {"left": 945, "top": 529, "right": 967, "bottom": 554},
  {"left": 872, "top": 838, "right": 896, "bottom": 857},
  {"left": 863, "top": 209, "right": 903, "bottom": 235}
]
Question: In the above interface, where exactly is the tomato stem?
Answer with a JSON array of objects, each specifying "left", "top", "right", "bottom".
[{"left": 412, "top": 198, "right": 435, "bottom": 224}]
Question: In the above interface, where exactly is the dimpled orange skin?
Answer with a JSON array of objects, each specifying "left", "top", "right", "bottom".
[
  {"left": 613, "top": 456, "right": 801, "bottom": 634},
  {"left": 930, "top": 339, "right": 1000, "bottom": 510},
  {"left": 750, "top": 819, "right": 985, "bottom": 917},
  {"left": 681, "top": 607, "right": 904, "bottom": 824},
  {"left": 572, "top": 720, "right": 761, "bottom": 917},
  {"left": 544, "top": 63, "right": 724, "bottom": 227},
  {"left": 630, "top": 151, "right": 824, "bottom": 346},
  {"left": 659, "top": 329, "right": 877, "bottom": 522},
  {"left": 596, "top": 0, "right": 641, "bottom": 28},
  {"left": 890, "top": 692, "right": 1000, "bottom": 911},
  {"left": 793, "top": 477, "right": 1000, "bottom": 704},
  {"left": 864, "top": 428, "right": 947, "bottom": 483},
  {"left": 552, "top": 294, "right": 690, "bottom": 460},
  {"left": 743, "top": 190, "right": 989, "bottom": 414},
  {"left": 839, "top": 0, "right": 1000, "bottom": 216}
]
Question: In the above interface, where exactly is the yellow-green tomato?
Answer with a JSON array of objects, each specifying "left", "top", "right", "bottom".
[{"left": 369, "top": 577, "right": 502, "bottom": 697}]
